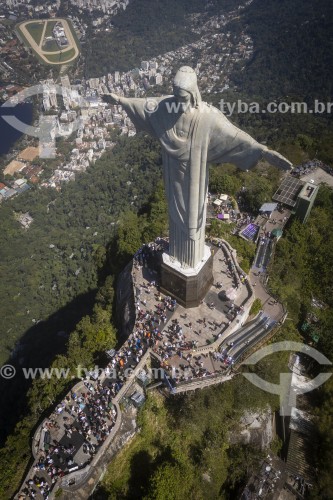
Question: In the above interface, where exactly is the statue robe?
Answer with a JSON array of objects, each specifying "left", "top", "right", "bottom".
[{"left": 120, "top": 96, "right": 266, "bottom": 269}]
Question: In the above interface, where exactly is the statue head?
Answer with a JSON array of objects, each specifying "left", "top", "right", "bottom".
[{"left": 173, "top": 66, "right": 201, "bottom": 111}]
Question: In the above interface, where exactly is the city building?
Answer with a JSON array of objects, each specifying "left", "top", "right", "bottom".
[{"left": 294, "top": 182, "right": 319, "bottom": 224}]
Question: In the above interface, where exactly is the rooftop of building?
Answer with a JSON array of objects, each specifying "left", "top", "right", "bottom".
[{"left": 297, "top": 182, "right": 319, "bottom": 201}]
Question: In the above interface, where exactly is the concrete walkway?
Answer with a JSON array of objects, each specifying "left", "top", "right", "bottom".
[
  {"left": 248, "top": 268, "right": 284, "bottom": 321},
  {"left": 16, "top": 238, "right": 285, "bottom": 499}
]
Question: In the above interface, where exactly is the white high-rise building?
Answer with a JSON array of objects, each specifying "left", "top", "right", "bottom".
[
  {"left": 43, "top": 96, "right": 51, "bottom": 111},
  {"left": 49, "top": 88, "right": 58, "bottom": 108},
  {"left": 155, "top": 74, "right": 163, "bottom": 85}
]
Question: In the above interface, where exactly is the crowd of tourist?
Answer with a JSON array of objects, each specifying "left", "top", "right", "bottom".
[
  {"left": 19, "top": 474, "right": 52, "bottom": 499},
  {"left": 134, "top": 239, "right": 166, "bottom": 268},
  {"left": 18, "top": 237, "right": 248, "bottom": 498},
  {"left": 19, "top": 376, "right": 118, "bottom": 499},
  {"left": 290, "top": 159, "right": 321, "bottom": 177},
  {"left": 105, "top": 283, "right": 218, "bottom": 388},
  {"left": 63, "top": 383, "right": 117, "bottom": 446},
  {"left": 104, "top": 237, "right": 249, "bottom": 391}
]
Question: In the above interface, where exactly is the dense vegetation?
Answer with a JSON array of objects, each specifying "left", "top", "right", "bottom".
[
  {"left": 269, "top": 184, "right": 333, "bottom": 359},
  {"left": 83, "top": 0, "right": 238, "bottom": 77},
  {"left": 207, "top": 0, "right": 333, "bottom": 158},
  {"left": 312, "top": 377, "right": 333, "bottom": 499},
  {"left": 267, "top": 185, "right": 333, "bottom": 497},
  {"left": 0, "top": 133, "right": 168, "bottom": 498},
  {"left": 97, "top": 327, "right": 295, "bottom": 500},
  {"left": 231, "top": 0, "right": 333, "bottom": 102},
  {"left": 0, "top": 133, "right": 162, "bottom": 363},
  {"left": 0, "top": 132, "right": 164, "bottom": 453},
  {"left": 1, "top": 0, "right": 333, "bottom": 496}
]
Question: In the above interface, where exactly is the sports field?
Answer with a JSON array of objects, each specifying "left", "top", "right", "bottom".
[
  {"left": 44, "top": 48, "right": 77, "bottom": 63},
  {"left": 25, "top": 21, "right": 44, "bottom": 45},
  {"left": 16, "top": 18, "right": 80, "bottom": 66}
]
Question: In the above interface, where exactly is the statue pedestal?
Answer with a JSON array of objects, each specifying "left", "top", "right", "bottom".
[{"left": 160, "top": 245, "right": 214, "bottom": 308}]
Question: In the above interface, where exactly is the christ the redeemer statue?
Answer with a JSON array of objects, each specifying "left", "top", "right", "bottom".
[{"left": 104, "top": 66, "right": 292, "bottom": 270}]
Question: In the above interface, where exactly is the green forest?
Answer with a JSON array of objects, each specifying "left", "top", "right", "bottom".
[
  {"left": 93, "top": 171, "right": 333, "bottom": 500},
  {"left": 209, "top": 0, "right": 333, "bottom": 157},
  {"left": 97, "top": 347, "right": 292, "bottom": 500},
  {"left": 1, "top": 0, "right": 333, "bottom": 497},
  {"left": 230, "top": 0, "right": 333, "bottom": 101},
  {"left": 95, "top": 374, "right": 333, "bottom": 499},
  {"left": 82, "top": 0, "right": 238, "bottom": 77},
  {"left": 1, "top": 137, "right": 333, "bottom": 497},
  {"left": 0, "top": 133, "right": 162, "bottom": 364}
]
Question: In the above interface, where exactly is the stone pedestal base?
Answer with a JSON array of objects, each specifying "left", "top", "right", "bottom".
[{"left": 160, "top": 245, "right": 214, "bottom": 308}]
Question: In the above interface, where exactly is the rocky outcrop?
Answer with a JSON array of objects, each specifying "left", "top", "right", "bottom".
[
  {"left": 116, "top": 260, "right": 136, "bottom": 343},
  {"left": 229, "top": 408, "right": 274, "bottom": 450}
]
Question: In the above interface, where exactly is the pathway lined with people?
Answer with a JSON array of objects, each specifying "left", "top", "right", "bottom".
[{"left": 16, "top": 238, "right": 284, "bottom": 499}]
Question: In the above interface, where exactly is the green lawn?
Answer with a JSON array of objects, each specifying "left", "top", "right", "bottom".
[
  {"left": 25, "top": 21, "right": 44, "bottom": 46},
  {"left": 43, "top": 39, "right": 61, "bottom": 52},
  {"left": 44, "top": 20, "right": 57, "bottom": 39},
  {"left": 44, "top": 47, "right": 76, "bottom": 63}
]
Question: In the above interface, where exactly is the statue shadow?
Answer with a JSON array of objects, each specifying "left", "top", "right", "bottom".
[
  {"left": 0, "top": 289, "right": 97, "bottom": 446},
  {"left": 89, "top": 447, "right": 175, "bottom": 499},
  {"left": 126, "top": 446, "right": 176, "bottom": 498},
  {"left": 136, "top": 248, "right": 163, "bottom": 284},
  {"left": 127, "top": 449, "right": 154, "bottom": 497}
]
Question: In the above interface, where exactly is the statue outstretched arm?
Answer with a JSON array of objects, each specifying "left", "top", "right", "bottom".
[
  {"left": 101, "top": 92, "right": 126, "bottom": 105},
  {"left": 208, "top": 109, "right": 293, "bottom": 172},
  {"left": 101, "top": 93, "right": 158, "bottom": 136},
  {"left": 261, "top": 147, "right": 293, "bottom": 171}
]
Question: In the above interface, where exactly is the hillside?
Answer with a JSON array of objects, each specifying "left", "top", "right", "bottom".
[
  {"left": 230, "top": 0, "right": 333, "bottom": 101},
  {"left": 1, "top": 0, "right": 333, "bottom": 497}
]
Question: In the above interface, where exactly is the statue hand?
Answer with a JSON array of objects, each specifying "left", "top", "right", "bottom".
[
  {"left": 262, "top": 148, "right": 293, "bottom": 171},
  {"left": 101, "top": 92, "right": 120, "bottom": 105}
]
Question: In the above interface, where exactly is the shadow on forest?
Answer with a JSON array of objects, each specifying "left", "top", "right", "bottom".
[
  {"left": 0, "top": 289, "right": 97, "bottom": 446},
  {"left": 127, "top": 450, "right": 153, "bottom": 497},
  {"left": 123, "top": 446, "right": 176, "bottom": 498},
  {"left": 90, "top": 447, "right": 176, "bottom": 499}
]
